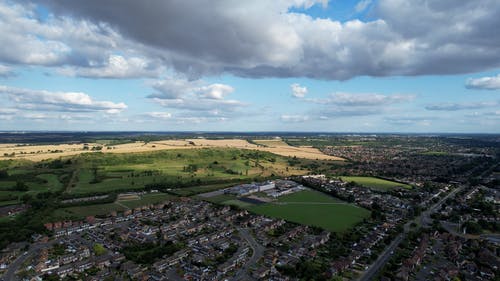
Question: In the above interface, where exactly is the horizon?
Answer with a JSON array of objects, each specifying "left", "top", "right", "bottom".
[{"left": 0, "top": 1, "right": 499, "bottom": 133}]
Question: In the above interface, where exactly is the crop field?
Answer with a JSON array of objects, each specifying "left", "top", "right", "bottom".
[
  {"left": 248, "top": 190, "right": 369, "bottom": 232},
  {"left": 0, "top": 138, "right": 343, "bottom": 161},
  {"left": 252, "top": 139, "right": 290, "bottom": 147},
  {"left": 340, "top": 176, "right": 412, "bottom": 191}
]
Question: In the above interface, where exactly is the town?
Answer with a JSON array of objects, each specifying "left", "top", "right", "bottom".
[{"left": 0, "top": 134, "right": 498, "bottom": 281}]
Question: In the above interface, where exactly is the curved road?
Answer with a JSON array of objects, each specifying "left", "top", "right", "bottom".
[{"left": 234, "top": 228, "right": 264, "bottom": 281}]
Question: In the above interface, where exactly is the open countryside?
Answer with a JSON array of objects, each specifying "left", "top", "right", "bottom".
[{"left": 0, "top": 138, "right": 344, "bottom": 162}]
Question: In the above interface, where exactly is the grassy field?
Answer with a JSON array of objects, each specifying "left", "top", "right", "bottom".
[
  {"left": 223, "top": 199, "right": 254, "bottom": 208},
  {"left": 340, "top": 176, "right": 412, "bottom": 191},
  {"left": 67, "top": 148, "right": 305, "bottom": 195},
  {"left": 49, "top": 193, "right": 176, "bottom": 221},
  {"left": 201, "top": 194, "right": 237, "bottom": 204},
  {"left": 0, "top": 199, "right": 20, "bottom": 207},
  {"left": 51, "top": 203, "right": 128, "bottom": 220},
  {"left": 170, "top": 183, "right": 238, "bottom": 196},
  {"left": 117, "top": 193, "right": 174, "bottom": 209},
  {"left": 248, "top": 190, "right": 369, "bottom": 232},
  {"left": 277, "top": 190, "right": 342, "bottom": 203},
  {"left": 0, "top": 158, "right": 69, "bottom": 206}
]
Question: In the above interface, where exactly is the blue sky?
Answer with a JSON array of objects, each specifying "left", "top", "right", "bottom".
[{"left": 0, "top": 0, "right": 499, "bottom": 133}]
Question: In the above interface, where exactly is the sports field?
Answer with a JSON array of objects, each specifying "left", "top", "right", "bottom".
[
  {"left": 248, "top": 190, "right": 369, "bottom": 232},
  {"left": 341, "top": 176, "right": 412, "bottom": 191}
]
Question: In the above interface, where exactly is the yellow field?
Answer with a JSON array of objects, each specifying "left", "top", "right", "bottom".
[
  {"left": 0, "top": 138, "right": 344, "bottom": 161},
  {"left": 252, "top": 139, "right": 344, "bottom": 160}
]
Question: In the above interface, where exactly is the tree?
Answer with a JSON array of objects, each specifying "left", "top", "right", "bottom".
[
  {"left": 14, "top": 181, "right": 29, "bottom": 191},
  {"left": 93, "top": 243, "right": 106, "bottom": 256}
]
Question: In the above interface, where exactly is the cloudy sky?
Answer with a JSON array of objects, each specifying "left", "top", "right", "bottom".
[{"left": 0, "top": 0, "right": 499, "bottom": 133}]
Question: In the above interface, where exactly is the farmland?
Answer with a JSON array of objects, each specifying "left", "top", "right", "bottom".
[
  {"left": 0, "top": 138, "right": 344, "bottom": 161},
  {"left": 340, "top": 176, "right": 412, "bottom": 191},
  {"left": 248, "top": 190, "right": 369, "bottom": 232}
]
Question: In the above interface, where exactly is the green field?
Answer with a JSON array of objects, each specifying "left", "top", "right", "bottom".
[
  {"left": 340, "top": 176, "right": 411, "bottom": 191},
  {"left": 117, "top": 193, "right": 174, "bottom": 209},
  {"left": 68, "top": 148, "right": 301, "bottom": 195},
  {"left": 248, "top": 190, "right": 369, "bottom": 232},
  {"left": 171, "top": 183, "right": 238, "bottom": 196},
  {"left": 51, "top": 203, "right": 128, "bottom": 220},
  {"left": 201, "top": 194, "right": 237, "bottom": 204},
  {"left": 0, "top": 162, "right": 67, "bottom": 205},
  {"left": 277, "top": 190, "right": 342, "bottom": 203},
  {"left": 421, "top": 151, "right": 450, "bottom": 156},
  {"left": 223, "top": 199, "right": 254, "bottom": 208}
]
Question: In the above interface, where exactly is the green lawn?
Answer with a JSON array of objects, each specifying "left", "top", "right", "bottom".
[
  {"left": 222, "top": 199, "right": 254, "bottom": 208},
  {"left": 118, "top": 193, "right": 174, "bottom": 209},
  {"left": 248, "top": 190, "right": 369, "bottom": 232},
  {"left": 201, "top": 194, "right": 237, "bottom": 204},
  {"left": 277, "top": 190, "right": 342, "bottom": 203},
  {"left": 0, "top": 181, "right": 15, "bottom": 190},
  {"left": 51, "top": 203, "right": 127, "bottom": 220},
  {"left": 340, "top": 176, "right": 411, "bottom": 191},
  {"left": 0, "top": 199, "right": 20, "bottom": 207},
  {"left": 171, "top": 182, "right": 237, "bottom": 196}
]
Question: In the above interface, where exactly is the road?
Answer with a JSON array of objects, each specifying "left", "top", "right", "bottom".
[
  {"left": 357, "top": 234, "right": 404, "bottom": 281},
  {"left": 2, "top": 241, "right": 55, "bottom": 281},
  {"left": 234, "top": 228, "right": 264, "bottom": 281},
  {"left": 357, "top": 184, "right": 467, "bottom": 281},
  {"left": 420, "top": 185, "right": 466, "bottom": 227}
]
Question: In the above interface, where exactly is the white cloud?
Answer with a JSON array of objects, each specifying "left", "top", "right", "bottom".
[
  {"left": 384, "top": 116, "right": 433, "bottom": 126},
  {"left": 144, "top": 112, "right": 172, "bottom": 120},
  {"left": 425, "top": 101, "right": 499, "bottom": 111},
  {"left": 355, "top": 0, "right": 372, "bottom": 12},
  {"left": 290, "top": 83, "right": 308, "bottom": 98},
  {"left": 199, "top": 84, "right": 234, "bottom": 100},
  {"left": 36, "top": 0, "right": 500, "bottom": 80},
  {"left": 303, "top": 92, "right": 415, "bottom": 118},
  {"left": 309, "top": 92, "right": 415, "bottom": 106},
  {"left": 58, "top": 55, "right": 161, "bottom": 79},
  {"left": 280, "top": 114, "right": 309, "bottom": 122},
  {"left": 148, "top": 77, "right": 244, "bottom": 120},
  {"left": 0, "top": 64, "right": 14, "bottom": 77},
  {"left": 0, "top": 2, "right": 163, "bottom": 78},
  {"left": 466, "top": 74, "right": 500, "bottom": 90},
  {"left": 0, "top": 85, "right": 127, "bottom": 113},
  {"left": 0, "top": 108, "right": 17, "bottom": 120}
]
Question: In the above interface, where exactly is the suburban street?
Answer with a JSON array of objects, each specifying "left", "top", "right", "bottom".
[
  {"left": 2, "top": 241, "right": 55, "bottom": 281},
  {"left": 234, "top": 228, "right": 265, "bottom": 281},
  {"left": 357, "top": 184, "right": 467, "bottom": 281}
]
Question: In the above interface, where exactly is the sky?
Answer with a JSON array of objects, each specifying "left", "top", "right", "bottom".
[{"left": 0, "top": 0, "right": 499, "bottom": 133}]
